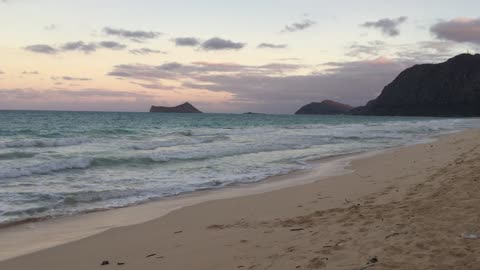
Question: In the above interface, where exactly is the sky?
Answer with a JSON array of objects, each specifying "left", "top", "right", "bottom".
[{"left": 1, "top": 0, "right": 480, "bottom": 114}]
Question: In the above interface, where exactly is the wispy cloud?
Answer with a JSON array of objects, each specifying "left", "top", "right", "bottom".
[
  {"left": 346, "top": 40, "right": 386, "bottom": 58},
  {"left": 129, "top": 81, "right": 177, "bottom": 90},
  {"left": 345, "top": 39, "right": 457, "bottom": 65},
  {"left": 22, "top": 71, "right": 40, "bottom": 75},
  {"left": 61, "top": 41, "right": 97, "bottom": 53},
  {"left": 172, "top": 37, "right": 201, "bottom": 47},
  {"left": 282, "top": 19, "right": 316, "bottom": 33},
  {"left": 107, "top": 61, "right": 302, "bottom": 81},
  {"left": 257, "top": 43, "right": 287, "bottom": 49},
  {"left": 129, "top": 48, "right": 166, "bottom": 55},
  {"left": 361, "top": 17, "right": 408, "bottom": 37},
  {"left": 103, "top": 27, "right": 162, "bottom": 42},
  {"left": 44, "top": 24, "right": 57, "bottom": 31},
  {"left": 200, "top": 37, "right": 246, "bottom": 51},
  {"left": 24, "top": 44, "right": 58, "bottom": 54},
  {"left": 276, "top": 58, "right": 302, "bottom": 61},
  {"left": 25, "top": 41, "right": 127, "bottom": 54},
  {"left": 51, "top": 76, "right": 92, "bottom": 81},
  {"left": 98, "top": 41, "right": 127, "bottom": 50}
]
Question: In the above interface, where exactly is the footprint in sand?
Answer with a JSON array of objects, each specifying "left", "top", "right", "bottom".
[
  {"left": 306, "top": 257, "right": 327, "bottom": 269},
  {"left": 415, "top": 242, "right": 429, "bottom": 250},
  {"left": 358, "top": 227, "right": 368, "bottom": 233}
]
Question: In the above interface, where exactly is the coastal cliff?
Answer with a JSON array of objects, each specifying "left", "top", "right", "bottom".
[
  {"left": 149, "top": 102, "right": 202, "bottom": 113},
  {"left": 295, "top": 100, "right": 353, "bottom": 115},
  {"left": 352, "top": 54, "right": 480, "bottom": 116}
]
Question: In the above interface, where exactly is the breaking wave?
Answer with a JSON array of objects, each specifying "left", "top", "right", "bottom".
[
  {"left": 0, "top": 157, "right": 93, "bottom": 179},
  {"left": 0, "top": 138, "right": 90, "bottom": 148}
]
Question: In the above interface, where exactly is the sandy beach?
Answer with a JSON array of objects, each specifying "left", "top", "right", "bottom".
[{"left": 2, "top": 129, "right": 480, "bottom": 270}]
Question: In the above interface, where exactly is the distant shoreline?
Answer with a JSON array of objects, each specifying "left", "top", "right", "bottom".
[{"left": 3, "top": 110, "right": 480, "bottom": 118}]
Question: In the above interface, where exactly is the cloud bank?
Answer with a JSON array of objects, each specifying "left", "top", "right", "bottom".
[
  {"left": 106, "top": 57, "right": 419, "bottom": 113},
  {"left": 25, "top": 41, "right": 127, "bottom": 54},
  {"left": 0, "top": 88, "right": 154, "bottom": 112},
  {"left": 431, "top": 18, "right": 480, "bottom": 45}
]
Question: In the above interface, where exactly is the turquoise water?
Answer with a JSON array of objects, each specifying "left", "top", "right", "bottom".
[{"left": 0, "top": 111, "right": 479, "bottom": 225}]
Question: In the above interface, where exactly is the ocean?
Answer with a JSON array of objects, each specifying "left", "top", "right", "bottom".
[{"left": 0, "top": 110, "right": 479, "bottom": 225}]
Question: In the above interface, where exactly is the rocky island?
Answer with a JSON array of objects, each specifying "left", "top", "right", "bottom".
[
  {"left": 150, "top": 102, "right": 202, "bottom": 113},
  {"left": 295, "top": 100, "right": 353, "bottom": 115},
  {"left": 243, "top": 112, "right": 265, "bottom": 115},
  {"left": 352, "top": 54, "right": 480, "bottom": 116}
]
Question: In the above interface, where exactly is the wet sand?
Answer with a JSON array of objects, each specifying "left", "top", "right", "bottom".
[{"left": 2, "top": 129, "right": 480, "bottom": 269}]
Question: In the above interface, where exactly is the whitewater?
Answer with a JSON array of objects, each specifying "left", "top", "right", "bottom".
[{"left": 0, "top": 110, "right": 479, "bottom": 225}]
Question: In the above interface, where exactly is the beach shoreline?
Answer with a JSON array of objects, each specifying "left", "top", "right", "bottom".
[
  {"left": 0, "top": 146, "right": 377, "bottom": 261},
  {"left": 2, "top": 128, "right": 480, "bottom": 269}
]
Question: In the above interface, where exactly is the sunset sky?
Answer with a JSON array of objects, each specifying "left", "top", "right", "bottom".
[{"left": 1, "top": 0, "right": 480, "bottom": 113}]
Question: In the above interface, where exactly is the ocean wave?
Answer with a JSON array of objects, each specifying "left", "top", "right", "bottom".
[
  {"left": 0, "top": 157, "right": 93, "bottom": 179},
  {"left": 0, "top": 138, "right": 91, "bottom": 148},
  {"left": 0, "top": 188, "right": 161, "bottom": 225},
  {"left": 0, "top": 143, "right": 320, "bottom": 180},
  {"left": 1, "top": 111, "right": 479, "bottom": 227},
  {"left": 0, "top": 152, "right": 37, "bottom": 160},
  {"left": 131, "top": 140, "right": 184, "bottom": 150},
  {"left": 146, "top": 143, "right": 315, "bottom": 163},
  {"left": 60, "top": 188, "right": 150, "bottom": 205},
  {"left": 2, "top": 206, "right": 51, "bottom": 217},
  {"left": 177, "top": 130, "right": 193, "bottom": 136},
  {"left": 130, "top": 135, "right": 229, "bottom": 150},
  {"left": 1, "top": 154, "right": 175, "bottom": 179}
]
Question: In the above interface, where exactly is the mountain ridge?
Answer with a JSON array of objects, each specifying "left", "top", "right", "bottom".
[{"left": 351, "top": 53, "right": 480, "bottom": 116}]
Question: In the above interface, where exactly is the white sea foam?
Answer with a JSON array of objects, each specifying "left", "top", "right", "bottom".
[
  {"left": 131, "top": 135, "right": 228, "bottom": 150},
  {"left": 0, "top": 157, "right": 93, "bottom": 179},
  {"left": 0, "top": 111, "right": 479, "bottom": 225},
  {"left": 0, "top": 138, "right": 91, "bottom": 148}
]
